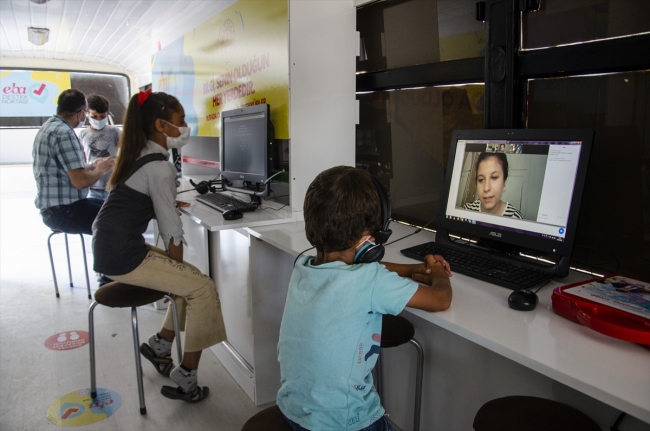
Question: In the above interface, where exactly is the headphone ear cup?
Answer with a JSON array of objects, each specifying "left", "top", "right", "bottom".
[
  {"left": 354, "top": 243, "right": 385, "bottom": 264},
  {"left": 190, "top": 179, "right": 210, "bottom": 194}
]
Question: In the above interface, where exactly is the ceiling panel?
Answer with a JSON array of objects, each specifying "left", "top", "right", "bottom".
[{"left": 0, "top": 0, "right": 235, "bottom": 84}]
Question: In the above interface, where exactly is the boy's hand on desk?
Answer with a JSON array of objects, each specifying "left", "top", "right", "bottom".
[
  {"left": 411, "top": 255, "right": 451, "bottom": 285},
  {"left": 426, "top": 254, "right": 451, "bottom": 277}
]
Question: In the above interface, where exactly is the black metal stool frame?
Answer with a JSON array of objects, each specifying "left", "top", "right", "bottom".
[
  {"left": 375, "top": 315, "right": 424, "bottom": 431},
  {"left": 88, "top": 292, "right": 183, "bottom": 415},
  {"left": 47, "top": 230, "right": 91, "bottom": 299}
]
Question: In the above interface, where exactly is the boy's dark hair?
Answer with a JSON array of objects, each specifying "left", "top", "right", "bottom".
[
  {"left": 475, "top": 152, "right": 509, "bottom": 181},
  {"left": 304, "top": 166, "right": 382, "bottom": 252},
  {"left": 86, "top": 94, "right": 110, "bottom": 113},
  {"left": 56, "top": 89, "right": 86, "bottom": 115}
]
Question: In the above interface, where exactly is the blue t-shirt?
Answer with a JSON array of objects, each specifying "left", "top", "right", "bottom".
[{"left": 277, "top": 256, "right": 419, "bottom": 431}]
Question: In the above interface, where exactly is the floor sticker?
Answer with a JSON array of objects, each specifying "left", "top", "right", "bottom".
[
  {"left": 46, "top": 388, "right": 121, "bottom": 427},
  {"left": 39, "top": 287, "right": 70, "bottom": 298},
  {"left": 44, "top": 331, "right": 89, "bottom": 351}
]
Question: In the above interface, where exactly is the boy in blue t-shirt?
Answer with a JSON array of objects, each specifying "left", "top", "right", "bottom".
[{"left": 277, "top": 166, "right": 452, "bottom": 431}]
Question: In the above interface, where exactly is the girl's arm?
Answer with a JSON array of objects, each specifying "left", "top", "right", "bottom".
[{"left": 168, "top": 239, "right": 183, "bottom": 263}]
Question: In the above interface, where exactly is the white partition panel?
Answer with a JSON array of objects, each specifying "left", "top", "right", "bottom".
[{"left": 289, "top": 0, "right": 357, "bottom": 218}]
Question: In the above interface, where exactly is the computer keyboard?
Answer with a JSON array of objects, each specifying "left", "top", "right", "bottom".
[
  {"left": 195, "top": 192, "right": 258, "bottom": 213},
  {"left": 400, "top": 241, "right": 552, "bottom": 290}
]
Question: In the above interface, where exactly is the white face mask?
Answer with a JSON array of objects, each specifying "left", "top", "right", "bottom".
[
  {"left": 89, "top": 117, "right": 108, "bottom": 130},
  {"left": 162, "top": 120, "right": 191, "bottom": 150}
]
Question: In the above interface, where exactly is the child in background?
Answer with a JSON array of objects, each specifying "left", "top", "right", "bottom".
[
  {"left": 277, "top": 166, "right": 452, "bottom": 431},
  {"left": 79, "top": 94, "right": 121, "bottom": 200}
]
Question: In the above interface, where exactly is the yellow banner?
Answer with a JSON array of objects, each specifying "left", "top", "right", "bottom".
[{"left": 153, "top": 0, "right": 289, "bottom": 138}]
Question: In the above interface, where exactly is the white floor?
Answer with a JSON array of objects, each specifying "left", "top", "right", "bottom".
[{"left": 0, "top": 165, "right": 267, "bottom": 430}]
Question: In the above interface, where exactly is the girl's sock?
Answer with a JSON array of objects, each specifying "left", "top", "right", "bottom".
[
  {"left": 170, "top": 364, "right": 197, "bottom": 393},
  {"left": 148, "top": 333, "right": 172, "bottom": 357}
]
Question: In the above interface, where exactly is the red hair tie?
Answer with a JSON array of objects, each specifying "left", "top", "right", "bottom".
[{"left": 137, "top": 89, "right": 152, "bottom": 105}]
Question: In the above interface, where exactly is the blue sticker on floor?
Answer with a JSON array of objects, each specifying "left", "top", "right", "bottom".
[{"left": 46, "top": 388, "right": 121, "bottom": 427}]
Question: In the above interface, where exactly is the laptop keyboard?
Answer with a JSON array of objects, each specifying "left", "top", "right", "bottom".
[
  {"left": 195, "top": 193, "right": 257, "bottom": 213},
  {"left": 400, "top": 241, "right": 552, "bottom": 290}
]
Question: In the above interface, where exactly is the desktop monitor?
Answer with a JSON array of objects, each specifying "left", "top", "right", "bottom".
[
  {"left": 436, "top": 128, "right": 593, "bottom": 277},
  {"left": 220, "top": 104, "right": 275, "bottom": 203}
]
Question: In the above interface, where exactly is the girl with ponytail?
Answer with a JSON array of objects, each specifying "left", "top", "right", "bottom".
[{"left": 92, "top": 90, "right": 226, "bottom": 403}]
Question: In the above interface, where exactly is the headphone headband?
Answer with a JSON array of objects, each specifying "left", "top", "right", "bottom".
[{"left": 354, "top": 175, "right": 392, "bottom": 263}]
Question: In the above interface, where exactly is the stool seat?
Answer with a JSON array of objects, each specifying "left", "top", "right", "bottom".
[
  {"left": 381, "top": 314, "right": 415, "bottom": 348},
  {"left": 94, "top": 282, "right": 167, "bottom": 308},
  {"left": 241, "top": 405, "right": 291, "bottom": 431},
  {"left": 473, "top": 396, "right": 601, "bottom": 431}
]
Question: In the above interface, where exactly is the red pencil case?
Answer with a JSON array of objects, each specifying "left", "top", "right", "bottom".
[{"left": 551, "top": 276, "right": 650, "bottom": 346}]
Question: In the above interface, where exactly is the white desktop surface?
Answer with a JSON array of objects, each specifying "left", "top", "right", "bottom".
[
  {"left": 248, "top": 221, "right": 650, "bottom": 424},
  {"left": 177, "top": 176, "right": 294, "bottom": 231}
]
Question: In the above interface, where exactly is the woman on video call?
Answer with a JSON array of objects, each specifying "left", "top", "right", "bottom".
[{"left": 462, "top": 152, "right": 522, "bottom": 218}]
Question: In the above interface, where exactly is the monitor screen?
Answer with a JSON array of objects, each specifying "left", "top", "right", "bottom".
[
  {"left": 220, "top": 104, "right": 273, "bottom": 198},
  {"left": 438, "top": 129, "right": 593, "bottom": 269}
]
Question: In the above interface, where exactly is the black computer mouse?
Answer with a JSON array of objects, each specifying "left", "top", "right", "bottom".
[
  {"left": 222, "top": 209, "right": 243, "bottom": 220},
  {"left": 508, "top": 289, "right": 538, "bottom": 311}
]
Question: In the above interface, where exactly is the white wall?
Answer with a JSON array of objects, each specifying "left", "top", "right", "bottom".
[
  {"left": 0, "top": 129, "right": 38, "bottom": 165},
  {"left": 289, "top": 0, "right": 357, "bottom": 218}
]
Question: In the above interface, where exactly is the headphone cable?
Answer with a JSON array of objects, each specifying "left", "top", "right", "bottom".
[
  {"left": 384, "top": 213, "right": 439, "bottom": 247},
  {"left": 294, "top": 246, "right": 315, "bottom": 267}
]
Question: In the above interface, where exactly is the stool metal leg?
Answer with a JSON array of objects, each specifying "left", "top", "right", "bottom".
[
  {"left": 409, "top": 338, "right": 424, "bottom": 431},
  {"left": 131, "top": 307, "right": 147, "bottom": 415},
  {"left": 164, "top": 294, "right": 183, "bottom": 363},
  {"left": 88, "top": 301, "right": 99, "bottom": 399},
  {"left": 47, "top": 232, "right": 60, "bottom": 298},
  {"left": 376, "top": 338, "right": 424, "bottom": 431},
  {"left": 64, "top": 234, "right": 73, "bottom": 287},
  {"left": 78, "top": 234, "right": 92, "bottom": 299}
]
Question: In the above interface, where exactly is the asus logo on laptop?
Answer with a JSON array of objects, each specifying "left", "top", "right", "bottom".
[{"left": 489, "top": 232, "right": 502, "bottom": 238}]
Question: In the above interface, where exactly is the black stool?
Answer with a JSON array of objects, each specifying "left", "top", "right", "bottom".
[
  {"left": 88, "top": 282, "right": 183, "bottom": 415},
  {"left": 473, "top": 396, "right": 601, "bottom": 431},
  {"left": 241, "top": 405, "right": 292, "bottom": 431},
  {"left": 47, "top": 230, "right": 91, "bottom": 299},
  {"left": 376, "top": 314, "right": 424, "bottom": 431}
]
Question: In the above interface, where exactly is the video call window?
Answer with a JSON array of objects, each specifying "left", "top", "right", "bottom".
[{"left": 446, "top": 140, "right": 584, "bottom": 242}]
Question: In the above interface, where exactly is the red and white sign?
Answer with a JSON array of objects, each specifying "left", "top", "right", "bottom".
[
  {"left": 44, "top": 331, "right": 89, "bottom": 351},
  {"left": 182, "top": 155, "right": 220, "bottom": 170}
]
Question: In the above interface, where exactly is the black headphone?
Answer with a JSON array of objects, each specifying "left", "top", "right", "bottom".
[
  {"left": 189, "top": 179, "right": 219, "bottom": 194},
  {"left": 353, "top": 176, "right": 392, "bottom": 264}
]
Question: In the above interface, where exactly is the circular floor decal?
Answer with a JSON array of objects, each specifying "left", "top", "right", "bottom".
[
  {"left": 39, "top": 287, "right": 70, "bottom": 298},
  {"left": 44, "top": 331, "right": 89, "bottom": 351},
  {"left": 46, "top": 388, "right": 121, "bottom": 427}
]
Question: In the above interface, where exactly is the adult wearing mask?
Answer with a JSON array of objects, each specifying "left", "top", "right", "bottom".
[
  {"left": 79, "top": 94, "right": 121, "bottom": 200},
  {"left": 33, "top": 88, "right": 115, "bottom": 235}
]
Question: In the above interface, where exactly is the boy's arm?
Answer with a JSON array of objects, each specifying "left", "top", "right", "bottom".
[
  {"left": 406, "top": 254, "right": 452, "bottom": 312},
  {"left": 407, "top": 265, "right": 452, "bottom": 312},
  {"left": 382, "top": 254, "right": 451, "bottom": 278}
]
